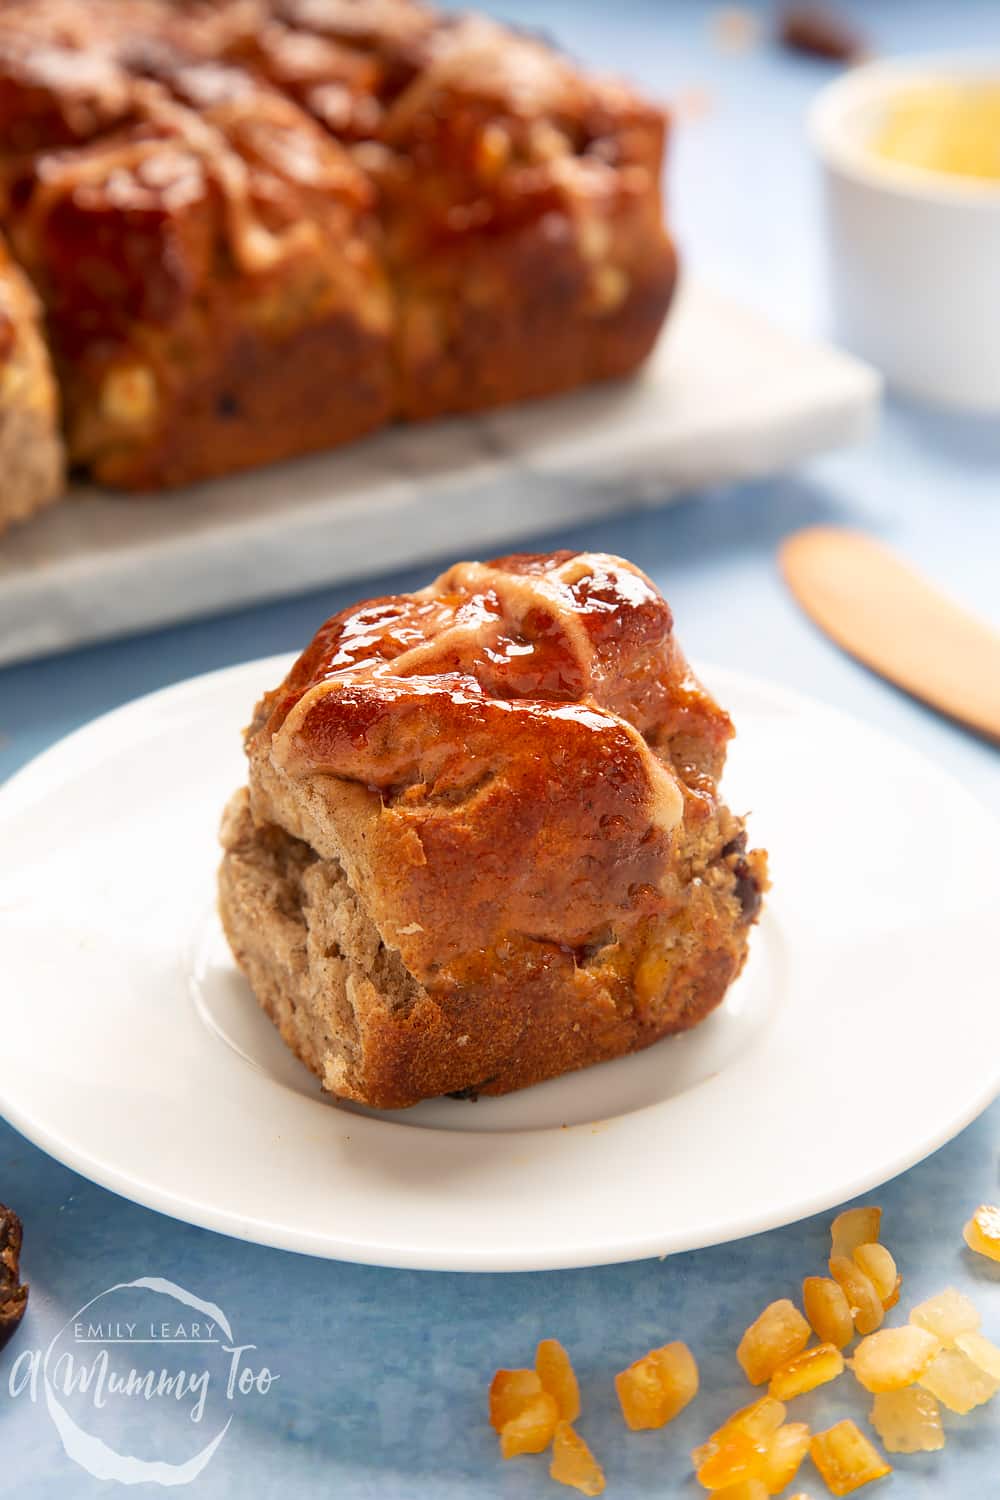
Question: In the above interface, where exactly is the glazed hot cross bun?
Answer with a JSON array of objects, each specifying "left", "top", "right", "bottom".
[{"left": 218, "top": 550, "right": 767, "bottom": 1108}]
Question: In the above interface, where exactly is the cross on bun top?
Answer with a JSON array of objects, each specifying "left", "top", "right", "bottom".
[{"left": 248, "top": 553, "right": 735, "bottom": 986}]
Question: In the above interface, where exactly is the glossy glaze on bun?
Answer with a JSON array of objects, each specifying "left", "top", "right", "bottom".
[{"left": 218, "top": 550, "right": 768, "bottom": 1108}]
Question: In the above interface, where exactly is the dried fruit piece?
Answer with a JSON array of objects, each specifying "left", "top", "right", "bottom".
[
  {"left": 956, "top": 1330, "right": 1000, "bottom": 1381},
  {"left": 778, "top": 3, "right": 866, "bottom": 63},
  {"left": 870, "top": 1388, "right": 944, "bottom": 1454},
  {"left": 490, "top": 1368, "right": 543, "bottom": 1431},
  {"left": 851, "top": 1245, "right": 897, "bottom": 1304},
  {"left": 713, "top": 1482, "right": 769, "bottom": 1500},
  {"left": 881, "top": 1278, "right": 902, "bottom": 1312},
  {"left": 701, "top": 1396, "right": 788, "bottom": 1453},
  {"left": 769, "top": 1344, "right": 844, "bottom": 1401},
  {"left": 693, "top": 1398, "right": 786, "bottom": 1489},
  {"left": 738, "top": 1300, "right": 812, "bottom": 1385},
  {"left": 809, "top": 1421, "right": 891, "bottom": 1495},
  {"left": 910, "top": 1287, "right": 980, "bottom": 1346},
  {"left": 831, "top": 1207, "right": 882, "bottom": 1259},
  {"left": 828, "top": 1257, "right": 884, "bottom": 1336},
  {"left": 500, "top": 1392, "right": 559, "bottom": 1457},
  {"left": 803, "top": 1277, "right": 854, "bottom": 1349},
  {"left": 0, "top": 1205, "right": 28, "bottom": 1353},
  {"left": 615, "top": 1341, "right": 698, "bottom": 1430},
  {"left": 759, "top": 1422, "right": 810, "bottom": 1493},
  {"left": 549, "top": 1421, "right": 605, "bottom": 1495},
  {"left": 851, "top": 1326, "right": 941, "bottom": 1393},
  {"left": 537, "top": 1339, "right": 581, "bottom": 1423},
  {"left": 919, "top": 1348, "right": 1000, "bottom": 1414},
  {"left": 963, "top": 1204, "right": 1000, "bottom": 1262}
]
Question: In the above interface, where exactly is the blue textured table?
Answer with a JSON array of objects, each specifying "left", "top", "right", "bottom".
[{"left": 3, "top": 2, "right": 1000, "bottom": 1494}]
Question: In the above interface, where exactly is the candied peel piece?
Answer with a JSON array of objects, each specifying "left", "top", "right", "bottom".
[
  {"left": 831, "top": 1208, "right": 882, "bottom": 1259},
  {"left": 499, "top": 1392, "right": 559, "bottom": 1457},
  {"left": 809, "top": 1420, "right": 891, "bottom": 1496},
  {"left": 769, "top": 1343, "right": 844, "bottom": 1401},
  {"left": 870, "top": 1387, "right": 944, "bottom": 1454},
  {"left": 549, "top": 1421, "right": 605, "bottom": 1495},
  {"left": 964, "top": 1204, "right": 1000, "bottom": 1261},
  {"left": 851, "top": 1326, "right": 941, "bottom": 1393},
  {"left": 956, "top": 1330, "right": 1000, "bottom": 1381},
  {"left": 882, "top": 1277, "right": 902, "bottom": 1312},
  {"left": 713, "top": 1482, "right": 769, "bottom": 1500},
  {"left": 919, "top": 1347, "right": 1000, "bottom": 1414},
  {"left": 693, "top": 1397, "right": 785, "bottom": 1490},
  {"left": 759, "top": 1421, "right": 810, "bottom": 1493},
  {"left": 537, "top": 1339, "right": 581, "bottom": 1423},
  {"left": 803, "top": 1277, "right": 854, "bottom": 1350},
  {"left": 615, "top": 1340, "right": 698, "bottom": 1431},
  {"left": 490, "top": 1368, "right": 543, "bottom": 1430},
  {"left": 695, "top": 1428, "right": 768, "bottom": 1491},
  {"left": 910, "top": 1287, "right": 980, "bottom": 1346},
  {"left": 828, "top": 1257, "right": 884, "bottom": 1336},
  {"left": 737, "top": 1300, "right": 812, "bottom": 1385},
  {"left": 852, "top": 1245, "right": 897, "bottom": 1304}
]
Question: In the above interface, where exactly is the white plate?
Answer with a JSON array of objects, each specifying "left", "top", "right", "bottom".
[
  {"left": 0, "top": 280, "right": 879, "bottom": 665},
  {"left": 1, "top": 655, "right": 996, "bottom": 1272}
]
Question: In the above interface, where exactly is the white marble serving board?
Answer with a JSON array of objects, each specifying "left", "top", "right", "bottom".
[{"left": 0, "top": 279, "right": 879, "bottom": 665}]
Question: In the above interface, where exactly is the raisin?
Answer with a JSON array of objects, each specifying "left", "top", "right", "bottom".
[
  {"left": 0, "top": 1204, "right": 28, "bottom": 1352},
  {"left": 778, "top": 4, "right": 865, "bottom": 62},
  {"left": 216, "top": 392, "right": 241, "bottom": 418},
  {"left": 734, "top": 860, "right": 762, "bottom": 923}
]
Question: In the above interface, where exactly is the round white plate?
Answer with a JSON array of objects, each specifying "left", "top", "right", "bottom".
[{"left": 2, "top": 656, "right": 998, "bottom": 1271}]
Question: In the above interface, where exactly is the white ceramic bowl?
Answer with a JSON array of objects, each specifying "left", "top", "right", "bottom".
[{"left": 810, "top": 54, "right": 1000, "bottom": 410}]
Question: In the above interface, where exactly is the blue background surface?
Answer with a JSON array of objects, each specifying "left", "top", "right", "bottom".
[{"left": 2, "top": 1, "right": 1000, "bottom": 1494}]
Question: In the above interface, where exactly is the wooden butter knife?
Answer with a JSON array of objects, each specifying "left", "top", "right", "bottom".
[{"left": 780, "top": 526, "right": 1000, "bottom": 743}]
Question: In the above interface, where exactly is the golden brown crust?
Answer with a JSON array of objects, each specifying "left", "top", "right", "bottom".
[
  {"left": 220, "top": 552, "right": 768, "bottom": 1108},
  {"left": 0, "top": 232, "right": 63, "bottom": 531},
  {"left": 0, "top": 0, "right": 676, "bottom": 490}
]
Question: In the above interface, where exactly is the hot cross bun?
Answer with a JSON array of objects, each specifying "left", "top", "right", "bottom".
[
  {"left": 0, "top": 0, "right": 676, "bottom": 492},
  {"left": 218, "top": 551, "right": 768, "bottom": 1108}
]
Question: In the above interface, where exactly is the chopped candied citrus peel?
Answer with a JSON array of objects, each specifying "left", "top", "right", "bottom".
[
  {"left": 809, "top": 1420, "right": 891, "bottom": 1496},
  {"left": 769, "top": 1343, "right": 844, "bottom": 1401},
  {"left": 831, "top": 1207, "right": 882, "bottom": 1259},
  {"left": 803, "top": 1277, "right": 854, "bottom": 1349},
  {"left": 713, "top": 1482, "right": 769, "bottom": 1500},
  {"left": 870, "top": 1387, "right": 944, "bottom": 1454},
  {"left": 615, "top": 1340, "right": 698, "bottom": 1431},
  {"left": 759, "top": 1421, "right": 810, "bottom": 1493},
  {"left": 882, "top": 1277, "right": 902, "bottom": 1312},
  {"left": 910, "top": 1287, "right": 980, "bottom": 1346},
  {"left": 490, "top": 1368, "right": 543, "bottom": 1431},
  {"left": 964, "top": 1204, "right": 1000, "bottom": 1262},
  {"left": 852, "top": 1245, "right": 897, "bottom": 1304},
  {"left": 737, "top": 1300, "right": 812, "bottom": 1385},
  {"left": 828, "top": 1257, "right": 884, "bottom": 1336},
  {"left": 919, "top": 1347, "right": 1000, "bottom": 1414},
  {"left": 693, "top": 1397, "right": 785, "bottom": 1490},
  {"left": 549, "top": 1421, "right": 605, "bottom": 1495},
  {"left": 537, "top": 1339, "right": 581, "bottom": 1423},
  {"left": 956, "top": 1330, "right": 1000, "bottom": 1381},
  {"left": 851, "top": 1326, "right": 941, "bottom": 1393},
  {"left": 499, "top": 1391, "right": 559, "bottom": 1457},
  {"left": 695, "top": 1428, "right": 768, "bottom": 1491}
]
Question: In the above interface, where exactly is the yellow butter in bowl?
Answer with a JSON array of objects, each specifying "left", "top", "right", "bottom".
[{"left": 872, "top": 82, "right": 1000, "bottom": 181}]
